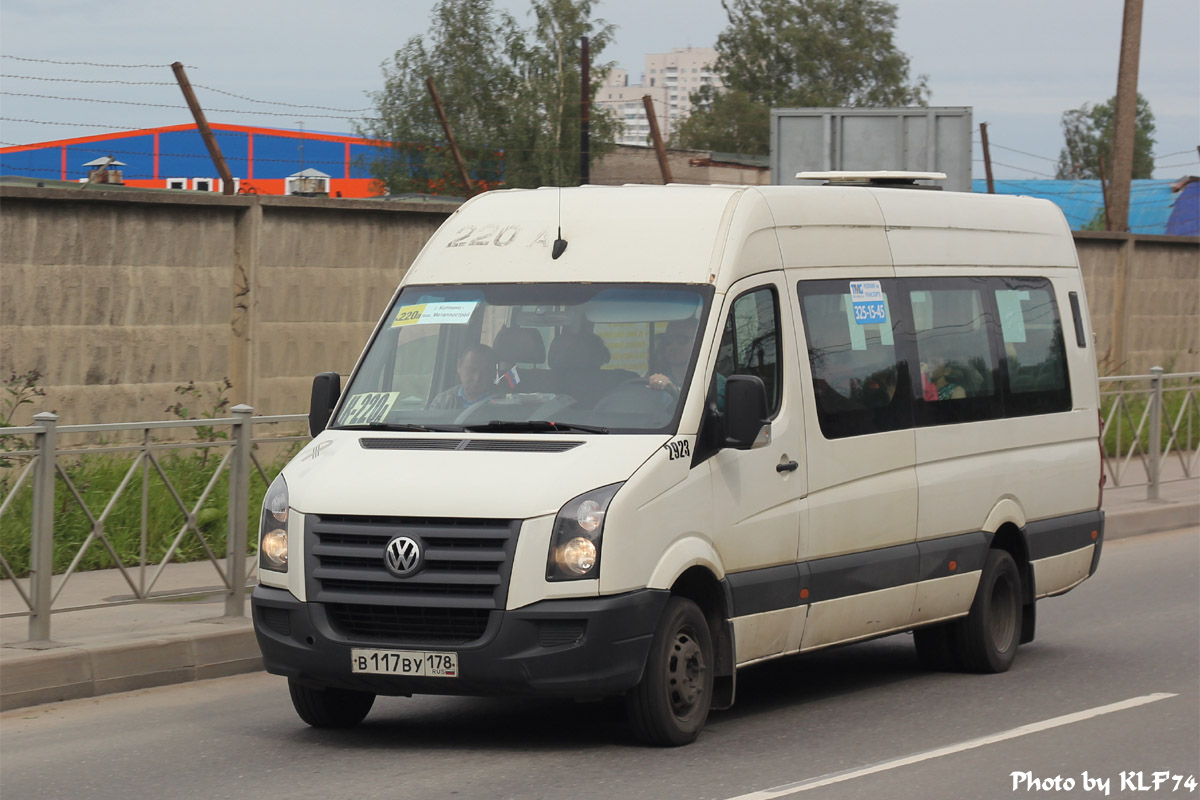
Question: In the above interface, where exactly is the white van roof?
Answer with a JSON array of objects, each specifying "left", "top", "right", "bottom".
[{"left": 402, "top": 184, "right": 1078, "bottom": 292}]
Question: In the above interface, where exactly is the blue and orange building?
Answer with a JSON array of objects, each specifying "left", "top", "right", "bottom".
[{"left": 0, "top": 122, "right": 389, "bottom": 197}]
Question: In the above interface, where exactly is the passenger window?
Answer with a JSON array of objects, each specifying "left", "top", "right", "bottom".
[
  {"left": 908, "top": 282, "right": 1002, "bottom": 425},
  {"left": 717, "top": 288, "right": 782, "bottom": 415},
  {"left": 798, "top": 280, "right": 910, "bottom": 439},
  {"left": 995, "top": 281, "right": 1071, "bottom": 415}
]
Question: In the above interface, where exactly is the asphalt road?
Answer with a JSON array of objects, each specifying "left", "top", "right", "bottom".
[{"left": 2, "top": 527, "right": 1196, "bottom": 800}]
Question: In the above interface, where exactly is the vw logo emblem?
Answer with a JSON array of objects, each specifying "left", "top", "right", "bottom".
[{"left": 384, "top": 536, "right": 422, "bottom": 577}]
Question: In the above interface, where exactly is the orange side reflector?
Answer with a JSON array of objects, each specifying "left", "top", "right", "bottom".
[
  {"left": 800, "top": 588, "right": 810, "bottom": 600},
  {"left": 1091, "top": 530, "right": 1098, "bottom": 540},
  {"left": 948, "top": 560, "right": 957, "bottom": 571}
]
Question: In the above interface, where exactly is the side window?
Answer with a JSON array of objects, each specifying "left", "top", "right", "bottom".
[
  {"left": 908, "top": 281, "right": 1002, "bottom": 425},
  {"left": 798, "top": 280, "right": 910, "bottom": 439},
  {"left": 995, "top": 280, "right": 1071, "bottom": 415},
  {"left": 717, "top": 287, "right": 782, "bottom": 415}
]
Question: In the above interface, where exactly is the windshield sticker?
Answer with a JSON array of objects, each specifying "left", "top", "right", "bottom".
[
  {"left": 391, "top": 301, "right": 478, "bottom": 327},
  {"left": 340, "top": 392, "right": 400, "bottom": 426},
  {"left": 849, "top": 281, "right": 887, "bottom": 326}
]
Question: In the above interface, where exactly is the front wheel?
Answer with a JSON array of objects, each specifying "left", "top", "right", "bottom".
[
  {"left": 954, "top": 549, "right": 1023, "bottom": 673},
  {"left": 288, "top": 679, "right": 375, "bottom": 728},
  {"left": 625, "top": 596, "right": 714, "bottom": 746}
]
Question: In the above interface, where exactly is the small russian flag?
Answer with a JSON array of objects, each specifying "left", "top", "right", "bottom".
[{"left": 495, "top": 366, "right": 520, "bottom": 389}]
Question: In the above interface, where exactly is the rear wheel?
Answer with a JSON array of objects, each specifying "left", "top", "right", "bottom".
[
  {"left": 954, "top": 549, "right": 1023, "bottom": 673},
  {"left": 288, "top": 679, "right": 375, "bottom": 728},
  {"left": 626, "top": 597, "right": 713, "bottom": 746}
]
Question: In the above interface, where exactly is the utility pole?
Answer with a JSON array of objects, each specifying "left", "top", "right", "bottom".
[
  {"left": 643, "top": 95, "right": 673, "bottom": 184},
  {"left": 425, "top": 77, "right": 474, "bottom": 197},
  {"left": 171, "top": 62, "right": 236, "bottom": 195},
  {"left": 580, "top": 36, "right": 591, "bottom": 185},
  {"left": 1109, "top": 0, "right": 1144, "bottom": 231},
  {"left": 979, "top": 122, "right": 995, "bottom": 194},
  {"left": 1098, "top": 155, "right": 1113, "bottom": 230}
]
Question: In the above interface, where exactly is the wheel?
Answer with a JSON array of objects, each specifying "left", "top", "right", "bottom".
[
  {"left": 625, "top": 596, "right": 713, "bottom": 746},
  {"left": 913, "top": 623, "right": 961, "bottom": 671},
  {"left": 953, "top": 549, "right": 1023, "bottom": 673},
  {"left": 288, "top": 679, "right": 375, "bottom": 728}
]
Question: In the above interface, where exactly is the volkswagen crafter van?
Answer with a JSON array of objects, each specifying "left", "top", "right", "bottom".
[{"left": 252, "top": 173, "right": 1105, "bottom": 746}]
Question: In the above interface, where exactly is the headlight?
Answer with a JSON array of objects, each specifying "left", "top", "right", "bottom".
[
  {"left": 546, "top": 483, "right": 621, "bottom": 581},
  {"left": 259, "top": 474, "right": 289, "bottom": 572}
]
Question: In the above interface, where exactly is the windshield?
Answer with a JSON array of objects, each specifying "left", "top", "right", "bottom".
[{"left": 333, "top": 283, "right": 712, "bottom": 433}]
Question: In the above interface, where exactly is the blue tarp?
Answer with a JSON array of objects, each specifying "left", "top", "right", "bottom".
[
  {"left": 970, "top": 178, "right": 1179, "bottom": 234},
  {"left": 1166, "top": 180, "right": 1199, "bottom": 236}
]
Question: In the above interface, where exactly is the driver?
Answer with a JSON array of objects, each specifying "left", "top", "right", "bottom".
[
  {"left": 647, "top": 319, "right": 696, "bottom": 395},
  {"left": 430, "top": 343, "right": 498, "bottom": 409}
]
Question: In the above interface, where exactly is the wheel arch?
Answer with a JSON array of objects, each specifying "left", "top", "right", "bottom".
[
  {"left": 670, "top": 565, "right": 735, "bottom": 710},
  {"left": 990, "top": 520, "right": 1037, "bottom": 644}
]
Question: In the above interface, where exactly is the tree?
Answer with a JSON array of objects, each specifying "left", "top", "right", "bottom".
[
  {"left": 1055, "top": 93, "right": 1156, "bottom": 180},
  {"left": 358, "top": 0, "right": 517, "bottom": 194},
  {"left": 503, "top": 0, "right": 621, "bottom": 187},
  {"left": 357, "top": 0, "right": 619, "bottom": 194},
  {"left": 672, "top": 86, "right": 771, "bottom": 154},
  {"left": 674, "top": 0, "right": 928, "bottom": 153}
]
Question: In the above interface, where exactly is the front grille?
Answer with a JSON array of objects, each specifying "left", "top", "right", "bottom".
[
  {"left": 307, "top": 514, "right": 519, "bottom": 645},
  {"left": 326, "top": 604, "right": 491, "bottom": 642}
]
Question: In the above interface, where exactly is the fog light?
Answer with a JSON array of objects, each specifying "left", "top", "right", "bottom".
[{"left": 262, "top": 529, "right": 288, "bottom": 570}]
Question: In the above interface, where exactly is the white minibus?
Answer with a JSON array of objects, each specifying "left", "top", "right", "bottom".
[{"left": 252, "top": 174, "right": 1104, "bottom": 746}]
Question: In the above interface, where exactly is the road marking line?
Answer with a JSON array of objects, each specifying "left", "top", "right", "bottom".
[{"left": 723, "top": 692, "right": 1178, "bottom": 800}]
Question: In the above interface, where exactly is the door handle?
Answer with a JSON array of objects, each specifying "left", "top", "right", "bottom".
[{"left": 776, "top": 460, "right": 799, "bottom": 473}]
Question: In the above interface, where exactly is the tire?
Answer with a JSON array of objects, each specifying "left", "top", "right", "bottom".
[
  {"left": 626, "top": 596, "right": 714, "bottom": 747},
  {"left": 288, "top": 679, "right": 375, "bottom": 728},
  {"left": 913, "top": 623, "right": 961, "bottom": 671},
  {"left": 953, "top": 549, "right": 1023, "bottom": 673}
]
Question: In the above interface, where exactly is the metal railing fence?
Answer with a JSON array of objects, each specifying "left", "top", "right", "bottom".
[
  {"left": 1099, "top": 368, "right": 1199, "bottom": 498},
  {"left": 0, "top": 406, "right": 308, "bottom": 642},
  {"left": 1, "top": 372, "right": 1194, "bottom": 644}
]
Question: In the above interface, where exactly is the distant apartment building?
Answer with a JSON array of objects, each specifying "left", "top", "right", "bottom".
[{"left": 597, "top": 47, "right": 722, "bottom": 146}]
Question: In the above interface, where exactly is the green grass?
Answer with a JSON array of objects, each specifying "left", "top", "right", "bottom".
[
  {"left": 1099, "top": 378, "right": 1199, "bottom": 458},
  {"left": 0, "top": 442, "right": 298, "bottom": 579}
]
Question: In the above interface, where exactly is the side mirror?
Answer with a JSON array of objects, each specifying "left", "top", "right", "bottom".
[
  {"left": 723, "top": 374, "right": 769, "bottom": 450},
  {"left": 309, "top": 372, "right": 341, "bottom": 437}
]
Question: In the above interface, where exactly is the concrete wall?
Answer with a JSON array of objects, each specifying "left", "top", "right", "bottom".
[
  {"left": 1, "top": 186, "right": 1195, "bottom": 427},
  {"left": 1075, "top": 232, "right": 1200, "bottom": 375},
  {"left": 1, "top": 186, "right": 452, "bottom": 425}
]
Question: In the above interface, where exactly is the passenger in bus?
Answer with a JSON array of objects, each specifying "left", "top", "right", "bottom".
[
  {"left": 430, "top": 343, "right": 499, "bottom": 409},
  {"left": 921, "top": 359, "right": 966, "bottom": 400}
]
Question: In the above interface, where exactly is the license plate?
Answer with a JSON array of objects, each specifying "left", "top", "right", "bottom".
[{"left": 351, "top": 648, "right": 458, "bottom": 677}]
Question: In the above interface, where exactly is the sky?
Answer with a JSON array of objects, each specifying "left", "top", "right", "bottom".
[{"left": 0, "top": 0, "right": 1196, "bottom": 181}]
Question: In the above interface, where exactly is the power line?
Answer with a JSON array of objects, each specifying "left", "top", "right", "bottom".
[
  {"left": 0, "top": 91, "right": 365, "bottom": 121},
  {"left": 987, "top": 141, "right": 1059, "bottom": 164},
  {"left": 2, "top": 73, "right": 371, "bottom": 113},
  {"left": 1154, "top": 149, "right": 1197, "bottom": 161},
  {"left": 1, "top": 55, "right": 195, "bottom": 69}
]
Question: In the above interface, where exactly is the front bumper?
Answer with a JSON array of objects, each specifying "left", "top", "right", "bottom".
[{"left": 252, "top": 585, "right": 670, "bottom": 698}]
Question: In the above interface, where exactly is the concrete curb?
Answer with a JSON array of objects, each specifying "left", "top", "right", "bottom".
[
  {"left": 1106, "top": 500, "right": 1200, "bottom": 540},
  {"left": 2, "top": 497, "right": 1195, "bottom": 713},
  {"left": 0, "top": 620, "right": 261, "bottom": 712}
]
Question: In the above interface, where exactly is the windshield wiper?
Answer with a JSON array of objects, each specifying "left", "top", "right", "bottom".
[
  {"left": 463, "top": 420, "right": 609, "bottom": 434},
  {"left": 335, "top": 422, "right": 462, "bottom": 432}
]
